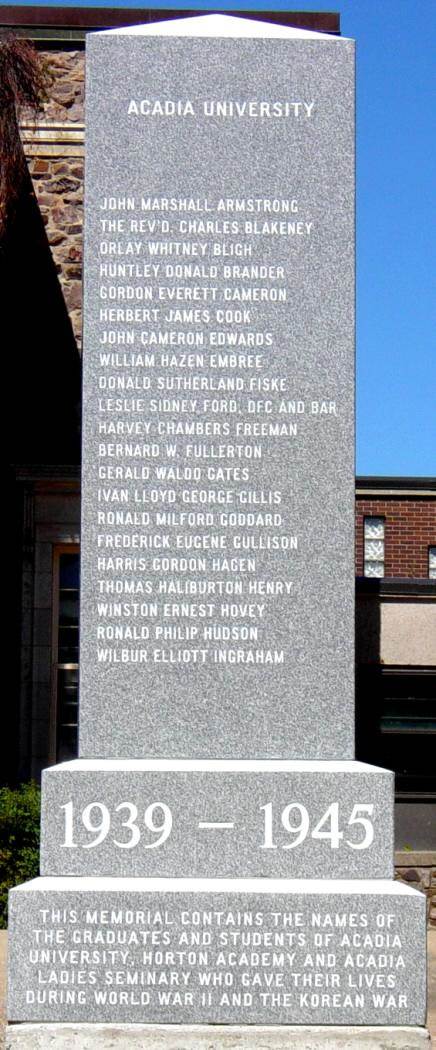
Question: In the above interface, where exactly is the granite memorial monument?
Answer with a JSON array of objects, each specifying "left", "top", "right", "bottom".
[{"left": 7, "top": 13, "right": 429, "bottom": 1049}]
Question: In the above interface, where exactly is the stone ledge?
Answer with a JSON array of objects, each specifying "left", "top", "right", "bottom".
[
  {"left": 5, "top": 1026, "right": 432, "bottom": 1050},
  {"left": 395, "top": 852, "right": 436, "bottom": 867}
]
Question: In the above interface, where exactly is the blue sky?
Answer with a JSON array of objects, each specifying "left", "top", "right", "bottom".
[{"left": 9, "top": 0, "right": 436, "bottom": 476}]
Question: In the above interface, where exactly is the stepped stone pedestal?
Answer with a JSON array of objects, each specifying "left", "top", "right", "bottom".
[
  {"left": 9, "top": 879, "right": 426, "bottom": 1026},
  {"left": 5, "top": 1026, "right": 432, "bottom": 1050},
  {"left": 40, "top": 760, "right": 394, "bottom": 879},
  {"left": 7, "top": 12, "right": 428, "bottom": 1048}
]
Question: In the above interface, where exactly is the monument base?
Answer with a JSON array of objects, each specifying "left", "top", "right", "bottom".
[
  {"left": 8, "top": 878, "right": 427, "bottom": 1026},
  {"left": 5, "top": 1024, "right": 432, "bottom": 1050}
]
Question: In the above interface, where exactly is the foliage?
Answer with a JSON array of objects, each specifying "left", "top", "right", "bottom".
[
  {"left": 0, "top": 781, "right": 40, "bottom": 928},
  {"left": 0, "top": 32, "right": 51, "bottom": 233}
]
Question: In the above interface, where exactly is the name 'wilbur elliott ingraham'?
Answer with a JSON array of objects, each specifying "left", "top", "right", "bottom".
[{"left": 127, "top": 98, "right": 316, "bottom": 118}]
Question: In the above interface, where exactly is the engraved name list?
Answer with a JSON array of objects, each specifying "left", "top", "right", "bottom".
[{"left": 93, "top": 193, "right": 338, "bottom": 670}]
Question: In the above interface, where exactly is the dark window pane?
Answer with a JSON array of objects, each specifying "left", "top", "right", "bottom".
[
  {"left": 56, "top": 666, "right": 78, "bottom": 762},
  {"left": 380, "top": 699, "right": 436, "bottom": 734},
  {"left": 59, "top": 594, "right": 79, "bottom": 623},
  {"left": 59, "top": 553, "right": 80, "bottom": 589},
  {"left": 56, "top": 554, "right": 79, "bottom": 762}
]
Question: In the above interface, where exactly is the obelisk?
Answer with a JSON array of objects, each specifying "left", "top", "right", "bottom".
[{"left": 8, "top": 16, "right": 428, "bottom": 1049}]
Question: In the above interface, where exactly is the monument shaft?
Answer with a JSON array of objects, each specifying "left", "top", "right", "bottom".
[{"left": 80, "top": 25, "right": 355, "bottom": 759}]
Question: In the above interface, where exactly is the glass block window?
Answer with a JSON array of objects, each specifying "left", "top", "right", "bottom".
[
  {"left": 429, "top": 547, "right": 436, "bottom": 580},
  {"left": 53, "top": 548, "right": 79, "bottom": 762},
  {"left": 364, "top": 517, "right": 385, "bottom": 578}
]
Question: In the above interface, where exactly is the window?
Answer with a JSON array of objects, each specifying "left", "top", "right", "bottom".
[
  {"left": 363, "top": 517, "right": 385, "bottom": 577},
  {"left": 429, "top": 547, "right": 436, "bottom": 580},
  {"left": 52, "top": 547, "right": 79, "bottom": 763},
  {"left": 356, "top": 665, "right": 436, "bottom": 799}
]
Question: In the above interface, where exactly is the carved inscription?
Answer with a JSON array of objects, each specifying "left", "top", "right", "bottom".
[
  {"left": 59, "top": 799, "right": 374, "bottom": 852},
  {"left": 92, "top": 195, "right": 340, "bottom": 668},
  {"left": 13, "top": 897, "right": 415, "bottom": 1024}
]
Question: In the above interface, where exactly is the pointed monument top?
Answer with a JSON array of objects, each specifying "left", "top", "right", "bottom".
[{"left": 97, "top": 12, "right": 348, "bottom": 41}]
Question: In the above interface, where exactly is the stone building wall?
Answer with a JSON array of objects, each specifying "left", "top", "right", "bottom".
[
  {"left": 395, "top": 857, "right": 436, "bottom": 927},
  {"left": 23, "top": 49, "right": 85, "bottom": 350}
]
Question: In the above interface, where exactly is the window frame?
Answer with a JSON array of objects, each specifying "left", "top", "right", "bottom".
[{"left": 50, "top": 543, "right": 80, "bottom": 764}]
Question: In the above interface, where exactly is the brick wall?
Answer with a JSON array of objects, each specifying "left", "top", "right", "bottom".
[{"left": 356, "top": 497, "right": 436, "bottom": 578}]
